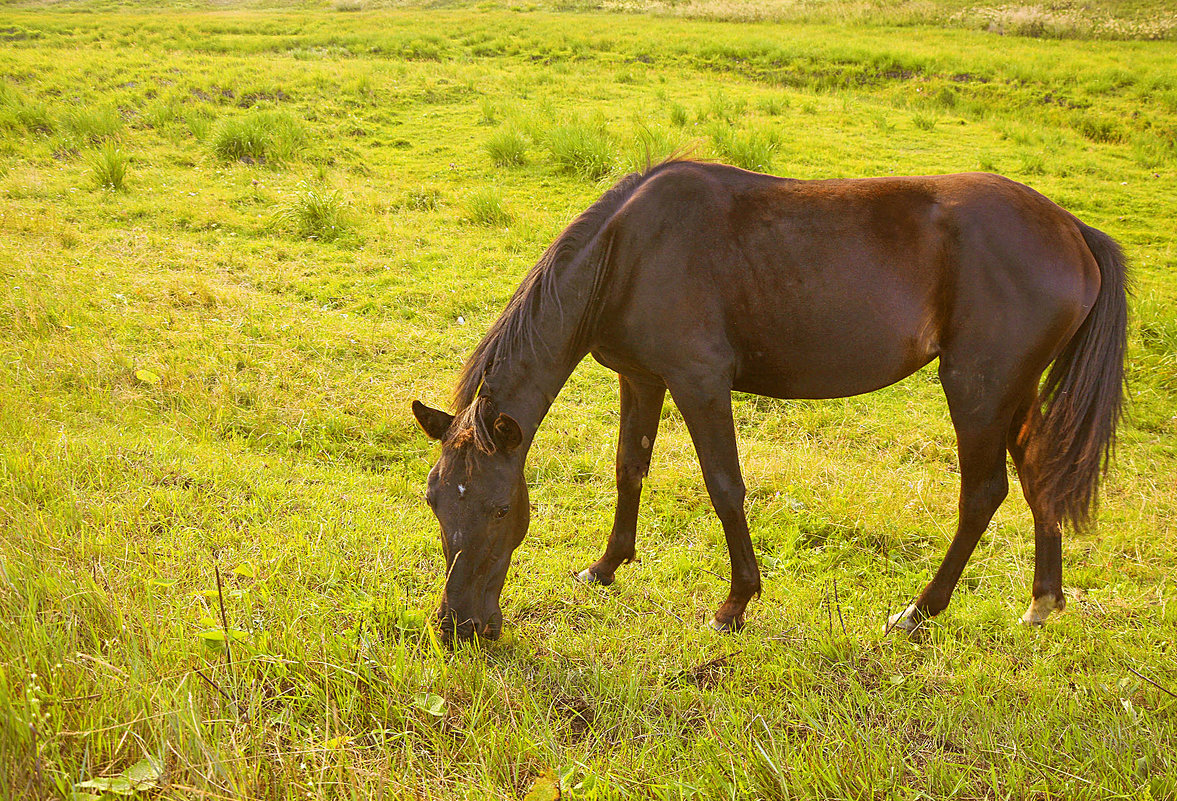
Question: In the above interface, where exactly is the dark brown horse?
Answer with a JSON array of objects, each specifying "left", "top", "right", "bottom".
[{"left": 413, "top": 160, "right": 1127, "bottom": 642}]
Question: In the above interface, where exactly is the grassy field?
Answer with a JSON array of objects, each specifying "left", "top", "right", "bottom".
[{"left": 1, "top": 2, "right": 1175, "bottom": 798}]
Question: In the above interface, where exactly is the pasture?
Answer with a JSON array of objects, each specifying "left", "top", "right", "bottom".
[{"left": 1, "top": 1, "right": 1176, "bottom": 798}]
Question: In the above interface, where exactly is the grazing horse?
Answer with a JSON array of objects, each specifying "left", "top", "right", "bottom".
[{"left": 412, "top": 160, "right": 1127, "bottom": 642}]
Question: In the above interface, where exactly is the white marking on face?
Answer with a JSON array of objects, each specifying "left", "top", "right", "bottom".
[
  {"left": 641, "top": 436, "right": 650, "bottom": 449},
  {"left": 458, "top": 484, "right": 466, "bottom": 498}
]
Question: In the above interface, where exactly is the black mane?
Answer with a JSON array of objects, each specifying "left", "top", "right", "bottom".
[{"left": 451, "top": 163, "right": 668, "bottom": 414}]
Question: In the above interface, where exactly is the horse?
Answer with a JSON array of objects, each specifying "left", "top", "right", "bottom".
[{"left": 412, "top": 160, "right": 1127, "bottom": 643}]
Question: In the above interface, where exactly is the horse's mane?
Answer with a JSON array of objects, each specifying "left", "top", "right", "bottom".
[{"left": 451, "top": 162, "right": 673, "bottom": 419}]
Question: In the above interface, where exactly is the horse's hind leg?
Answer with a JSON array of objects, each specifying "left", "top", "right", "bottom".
[
  {"left": 1007, "top": 401, "right": 1066, "bottom": 625},
  {"left": 577, "top": 376, "right": 666, "bottom": 586},
  {"left": 889, "top": 360, "right": 1015, "bottom": 634}
]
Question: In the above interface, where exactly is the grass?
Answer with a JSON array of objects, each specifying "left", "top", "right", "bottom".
[
  {"left": 464, "top": 187, "right": 514, "bottom": 226},
  {"left": 0, "top": 2, "right": 1175, "bottom": 799},
  {"left": 270, "top": 180, "right": 352, "bottom": 242},
  {"left": 0, "top": 86, "right": 52, "bottom": 135},
  {"left": 485, "top": 126, "right": 528, "bottom": 166},
  {"left": 60, "top": 106, "right": 123, "bottom": 147},
  {"left": 88, "top": 142, "right": 129, "bottom": 191},
  {"left": 544, "top": 120, "right": 616, "bottom": 180},
  {"left": 709, "top": 123, "right": 779, "bottom": 171},
  {"left": 210, "top": 109, "right": 309, "bottom": 166}
]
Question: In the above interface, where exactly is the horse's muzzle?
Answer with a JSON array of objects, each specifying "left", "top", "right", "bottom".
[{"left": 438, "top": 606, "right": 502, "bottom": 646}]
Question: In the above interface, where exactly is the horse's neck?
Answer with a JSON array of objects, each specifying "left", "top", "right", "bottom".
[{"left": 481, "top": 265, "right": 597, "bottom": 442}]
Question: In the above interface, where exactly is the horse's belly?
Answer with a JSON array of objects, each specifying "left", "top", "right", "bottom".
[
  {"left": 732, "top": 348, "right": 933, "bottom": 400},
  {"left": 729, "top": 312, "right": 939, "bottom": 400}
]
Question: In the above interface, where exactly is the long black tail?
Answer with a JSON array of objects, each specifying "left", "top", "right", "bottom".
[{"left": 1037, "top": 221, "right": 1129, "bottom": 531}]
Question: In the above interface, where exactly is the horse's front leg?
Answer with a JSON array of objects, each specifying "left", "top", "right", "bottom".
[
  {"left": 665, "top": 376, "right": 760, "bottom": 633},
  {"left": 577, "top": 375, "right": 666, "bottom": 586}
]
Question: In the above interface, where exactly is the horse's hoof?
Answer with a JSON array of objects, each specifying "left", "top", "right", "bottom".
[
  {"left": 886, "top": 604, "right": 927, "bottom": 637},
  {"left": 1020, "top": 594, "right": 1063, "bottom": 626},
  {"left": 574, "top": 568, "right": 612, "bottom": 586},
  {"left": 707, "top": 616, "right": 742, "bottom": 634}
]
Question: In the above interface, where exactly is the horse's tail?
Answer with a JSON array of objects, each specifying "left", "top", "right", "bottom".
[{"left": 1037, "top": 221, "right": 1129, "bottom": 531}]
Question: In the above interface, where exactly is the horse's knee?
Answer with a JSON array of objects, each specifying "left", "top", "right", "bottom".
[{"left": 616, "top": 459, "right": 650, "bottom": 489}]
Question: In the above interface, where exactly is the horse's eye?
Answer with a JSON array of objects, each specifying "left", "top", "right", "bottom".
[{"left": 494, "top": 505, "right": 510, "bottom": 520}]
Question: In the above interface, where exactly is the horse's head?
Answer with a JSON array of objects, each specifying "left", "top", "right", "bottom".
[{"left": 412, "top": 398, "right": 528, "bottom": 644}]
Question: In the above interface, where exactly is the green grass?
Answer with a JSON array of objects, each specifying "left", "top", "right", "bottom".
[
  {"left": 464, "top": 186, "right": 514, "bottom": 227},
  {"left": 709, "top": 123, "right": 779, "bottom": 171},
  {"left": 0, "top": 3, "right": 1175, "bottom": 800},
  {"left": 543, "top": 120, "right": 616, "bottom": 180},
  {"left": 485, "top": 126, "right": 528, "bottom": 166},
  {"left": 210, "top": 109, "right": 309, "bottom": 166},
  {"left": 270, "top": 180, "right": 353, "bottom": 243},
  {"left": 88, "top": 142, "right": 129, "bottom": 191}
]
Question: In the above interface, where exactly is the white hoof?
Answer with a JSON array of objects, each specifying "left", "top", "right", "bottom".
[
  {"left": 1021, "top": 595, "right": 1063, "bottom": 626},
  {"left": 886, "top": 604, "right": 924, "bottom": 635},
  {"left": 708, "top": 616, "right": 740, "bottom": 634},
  {"left": 574, "top": 568, "right": 598, "bottom": 584}
]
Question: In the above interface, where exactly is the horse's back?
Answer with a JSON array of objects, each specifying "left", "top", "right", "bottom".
[{"left": 592, "top": 162, "right": 1099, "bottom": 400}]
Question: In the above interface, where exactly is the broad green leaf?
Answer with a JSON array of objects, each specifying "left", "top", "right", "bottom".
[
  {"left": 77, "top": 756, "right": 160, "bottom": 796},
  {"left": 197, "top": 628, "right": 248, "bottom": 642},
  {"left": 412, "top": 692, "right": 445, "bottom": 717},
  {"left": 232, "top": 562, "right": 256, "bottom": 578},
  {"left": 396, "top": 608, "right": 425, "bottom": 631},
  {"left": 124, "top": 757, "right": 162, "bottom": 788},
  {"left": 134, "top": 369, "right": 159, "bottom": 385},
  {"left": 77, "top": 777, "right": 134, "bottom": 795}
]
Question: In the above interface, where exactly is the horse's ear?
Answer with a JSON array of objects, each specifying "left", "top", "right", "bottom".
[
  {"left": 412, "top": 400, "right": 454, "bottom": 441},
  {"left": 492, "top": 413, "right": 523, "bottom": 453}
]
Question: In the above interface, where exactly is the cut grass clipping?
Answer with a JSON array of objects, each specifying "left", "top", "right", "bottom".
[{"left": 210, "top": 109, "right": 308, "bottom": 165}]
